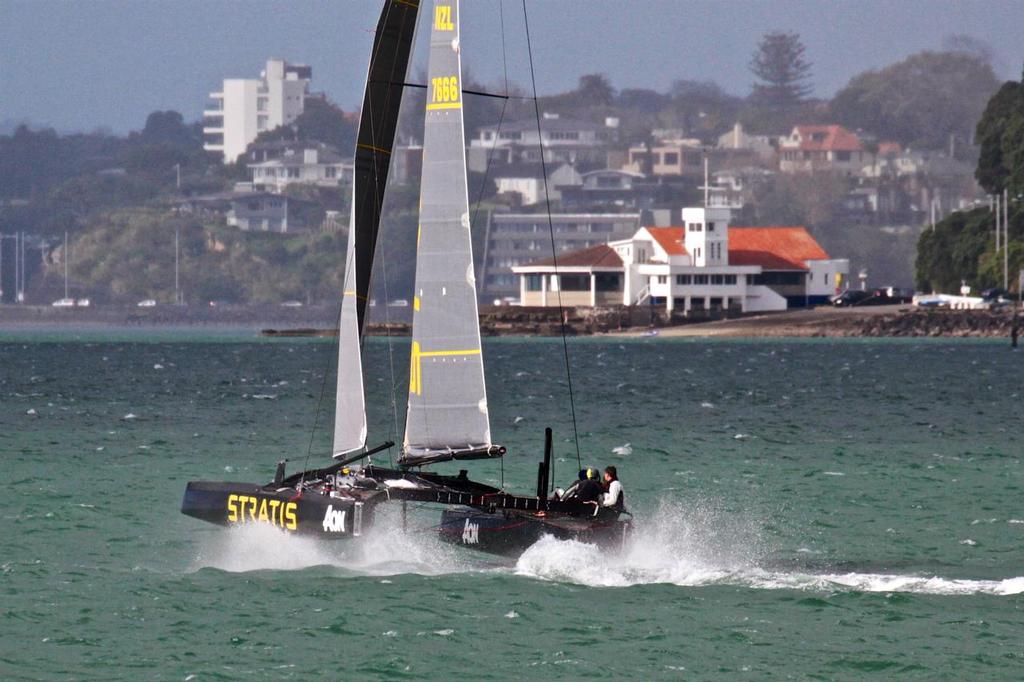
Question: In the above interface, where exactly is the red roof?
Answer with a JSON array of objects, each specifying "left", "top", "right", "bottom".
[
  {"left": 643, "top": 227, "right": 688, "bottom": 256},
  {"left": 785, "top": 125, "right": 863, "bottom": 152},
  {"left": 728, "top": 227, "right": 830, "bottom": 271},
  {"left": 529, "top": 243, "right": 623, "bottom": 268},
  {"left": 877, "top": 141, "right": 902, "bottom": 156}
]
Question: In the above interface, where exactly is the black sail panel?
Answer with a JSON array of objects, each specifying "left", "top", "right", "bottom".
[{"left": 354, "top": 0, "right": 420, "bottom": 335}]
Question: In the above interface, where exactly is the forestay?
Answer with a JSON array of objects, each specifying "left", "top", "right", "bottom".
[
  {"left": 333, "top": 0, "right": 420, "bottom": 458},
  {"left": 401, "top": 0, "right": 499, "bottom": 466}
]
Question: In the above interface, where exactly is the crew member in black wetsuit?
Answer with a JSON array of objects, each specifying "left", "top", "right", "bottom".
[
  {"left": 557, "top": 468, "right": 603, "bottom": 503},
  {"left": 575, "top": 468, "right": 604, "bottom": 504}
]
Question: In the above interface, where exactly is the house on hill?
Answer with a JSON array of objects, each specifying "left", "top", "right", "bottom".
[
  {"left": 512, "top": 207, "right": 848, "bottom": 313},
  {"left": 778, "top": 125, "right": 873, "bottom": 175}
]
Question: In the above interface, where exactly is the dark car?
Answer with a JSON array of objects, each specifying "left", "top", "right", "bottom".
[{"left": 831, "top": 290, "right": 871, "bottom": 307}]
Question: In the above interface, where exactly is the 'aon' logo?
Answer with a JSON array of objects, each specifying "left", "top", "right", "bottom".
[
  {"left": 322, "top": 505, "right": 347, "bottom": 533},
  {"left": 461, "top": 518, "right": 479, "bottom": 544}
]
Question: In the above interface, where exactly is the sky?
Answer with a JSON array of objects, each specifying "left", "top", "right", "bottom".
[{"left": 1, "top": 0, "right": 1022, "bottom": 134}]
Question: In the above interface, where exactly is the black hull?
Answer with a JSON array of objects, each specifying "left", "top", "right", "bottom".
[
  {"left": 181, "top": 481, "right": 381, "bottom": 539},
  {"left": 438, "top": 507, "right": 631, "bottom": 557},
  {"left": 182, "top": 465, "right": 631, "bottom": 556}
]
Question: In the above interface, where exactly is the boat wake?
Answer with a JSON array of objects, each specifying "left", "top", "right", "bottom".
[{"left": 513, "top": 499, "right": 1024, "bottom": 596}]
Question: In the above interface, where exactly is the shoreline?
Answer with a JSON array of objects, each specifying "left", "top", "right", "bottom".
[{"left": 1, "top": 303, "right": 1019, "bottom": 339}]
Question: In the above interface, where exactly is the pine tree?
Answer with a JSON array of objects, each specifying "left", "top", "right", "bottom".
[{"left": 749, "top": 31, "right": 813, "bottom": 107}]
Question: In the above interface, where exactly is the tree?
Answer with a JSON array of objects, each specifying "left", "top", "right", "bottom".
[
  {"left": 832, "top": 51, "right": 1000, "bottom": 150},
  {"left": 975, "top": 78, "right": 1024, "bottom": 193},
  {"left": 749, "top": 31, "right": 812, "bottom": 107}
]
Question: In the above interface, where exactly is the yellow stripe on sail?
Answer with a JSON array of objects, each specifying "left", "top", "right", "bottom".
[
  {"left": 409, "top": 342, "right": 481, "bottom": 395},
  {"left": 425, "top": 102, "right": 462, "bottom": 111}
]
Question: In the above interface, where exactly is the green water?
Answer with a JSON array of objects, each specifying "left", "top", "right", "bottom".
[{"left": 2, "top": 333, "right": 1023, "bottom": 679}]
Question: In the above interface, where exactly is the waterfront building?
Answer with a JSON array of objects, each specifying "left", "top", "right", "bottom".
[
  {"left": 479, "top": 212, "right": 641, "bottom": 302},
  {"left": 203, "top": 59, "right": 312, "bottom": 163},
  {"left": 513, "top": 207, "right": 848, "bottom": 312}
]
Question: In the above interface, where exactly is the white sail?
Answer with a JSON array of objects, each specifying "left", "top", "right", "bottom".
[
  {"left": 402, "top": 0, "right": 496, "bottom": 466},
  {"left": 332, "top": 201, "right": 367, "bottom": 457}
]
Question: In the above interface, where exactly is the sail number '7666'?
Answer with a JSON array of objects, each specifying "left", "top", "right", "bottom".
[
  {"left": 462, "top": 518, "right": 479, "bottom": 544},
  {"left": 431, "top": 76, "right": 459, "bottom": 104}
]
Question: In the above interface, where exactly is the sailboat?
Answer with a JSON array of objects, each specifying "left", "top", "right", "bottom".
[{"left": 181, "top": 0, "right": 630, "bottom": 556}]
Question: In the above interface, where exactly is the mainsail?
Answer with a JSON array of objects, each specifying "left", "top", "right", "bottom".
[
  {"left": 401, "top": 0, "right": 499, "bottom": 466},
  {"left": 333, "top": 0, "right": 420, "bottom": 458}
]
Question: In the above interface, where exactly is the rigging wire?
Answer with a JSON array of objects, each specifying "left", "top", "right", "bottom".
[{"left": 521, "top": 0, "right": 582, "bottom": 471}]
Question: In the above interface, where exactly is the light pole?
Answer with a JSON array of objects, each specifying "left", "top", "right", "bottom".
[{"left": 174, "top": 224, "right": 180, "bottom": 304}]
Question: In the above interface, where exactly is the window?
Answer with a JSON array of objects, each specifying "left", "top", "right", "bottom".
[
  {"left": 711, "top": 274, "right": 724, "bottom": 285},
  {"left": 559, "top": 274, "right": 589, "bottom": 291},
  {"left": 257, "top": 115, "right": 269, "bottom": 130},
  {"left": 724, "top": 274, "right": 737, "bottom": 285},
  {"left": 693, "top": 274, "right": 709, "bottom": 284},
  {"left": 750, "top": 272, "right": 803, "bottom": 286},
  {"left": 595, "top": 273, "right": 621, "bottom": 292},
  {"left": 596, "top": 176, "right": 620, "bottom": 188},
  {"left": 836, "top": 151, "right": 851, "bottom": 161},
  {"left": 325, "top": 166, "right": 337, "bottom": 178},
  {"left": 662, "top": 152, "right": 679, "bottom": 165},
  {"left": 499, "top": 131, "right": 522, "bottom": 140},
  {"left": 525, "top": 274, "right": 543, "bottom": 292},
  {"left": 706, "top": 222, "right": 715, "bottom": 232},
  {"left": 287, "top": 167, "right": 299, "bottom": 178},
  {"left": 688, "top": 222, "right": 702, "bottom": 232},
  {"left": 676, "top": 274, "right": 692, "bottom": 285},
  {"left": 652, "top": 275, "right": 668, "bottom": 285},
  {"left": 257, "top": 97, "right": 268, "bottom": 112}
]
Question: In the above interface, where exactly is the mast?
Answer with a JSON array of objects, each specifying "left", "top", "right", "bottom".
[
  {"left": 332, "top": 0, "right": 420, "bottom": 458},
  {"left": 401, "top": 0, "right": 502, "bottom": 467}
]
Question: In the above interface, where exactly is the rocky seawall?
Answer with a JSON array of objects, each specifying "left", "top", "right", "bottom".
[{"left": 825, "top": 309, "right": 1021, "bottom": 338}]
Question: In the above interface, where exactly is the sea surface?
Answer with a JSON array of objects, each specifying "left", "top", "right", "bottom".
[{"left": 2, "top": 330, "right": 1023, "bottom": 679}]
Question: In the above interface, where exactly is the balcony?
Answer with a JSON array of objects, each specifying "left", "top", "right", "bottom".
[{"left": 203, "top": 109, "right": 224, "bottom": 118}]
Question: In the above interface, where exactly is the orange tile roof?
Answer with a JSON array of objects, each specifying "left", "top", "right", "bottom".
[
  {"left": 529, "top": 243, "right": 623, "bottom": 268},
  {"left": 728, "top": 226, "right": 830, "bottom": 271},
  {"left": 877, "top": 141, "right": 902, "bottom": 156},
  {"left": 643, "top": 227, "right": 688, "bottom": 256},
  {"left": 786, "top": 125, "right": 864, "bottom": 152}
]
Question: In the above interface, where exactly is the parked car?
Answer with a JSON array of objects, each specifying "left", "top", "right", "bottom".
[
  {"left": 831, "top": 290, "right": 871, "bottom": 307},
  {"left": 52, "top": 298, "right": 75, "bottom": 308},
  {"left": 280, "top": 300, "right": 304, "bottom": 308},
  {"left": 137, "top": 299, "right": 157, "bottom": 307},
  {"left": 76, "top": 298, "right": 91, "bottom": 307},
  {"left": 388, "top": 299, "right": 409, "bottom": 307}
]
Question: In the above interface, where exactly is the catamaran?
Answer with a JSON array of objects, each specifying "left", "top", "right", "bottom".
[{"left": 181, "top": 0, "right": 630, "bottom": 556}]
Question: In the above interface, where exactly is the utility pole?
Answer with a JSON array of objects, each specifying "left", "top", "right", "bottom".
[
  {"left": 1005, "top": 188, "right": 1010, "bottom": 291},
  {"left": 175, "top": 163, "right": 181, "bottom": 191},
  {"left": 64, "top": 231, "right": 69, "bottom": 299},
  {"left": 15, "top": 232, "right": 21, "bottom": 303},
  {"left": 995, "top": 193, "right": 1001, "bottom": 253},
  {"left": 0, "top": 233, "right": 4, "bottom": 302},
  {"left": 174, "top": 224, "right": 180, "bottom": 305},
  {"left": 703, "top": 153, "right": 709, "bottom": 207}
]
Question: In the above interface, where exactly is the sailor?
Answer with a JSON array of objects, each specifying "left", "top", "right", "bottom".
[
  {"left": 600, "top": 466, "right": 624, "bottom": 511},
  {"left": 557, "top": 468, "right": 603, "bottom": 503},
  {"left": 575, "top": 467, "right": 604, "bottom": 504}
]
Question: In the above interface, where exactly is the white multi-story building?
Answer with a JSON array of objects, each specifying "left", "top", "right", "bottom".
[
  {"left": 204, "top": 59, "right": 312, "bottom": 163},
  {"left": 513, "top": 207, "right": 848, "bottom": 312}
]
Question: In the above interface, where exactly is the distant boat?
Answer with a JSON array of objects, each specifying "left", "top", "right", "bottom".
[{"left": 182, "top": 0, "right": 630, "bottom": 555}]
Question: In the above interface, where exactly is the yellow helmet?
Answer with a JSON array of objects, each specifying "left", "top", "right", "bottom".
[{"left": 586, "top": 467, "right": 600, "bottom": 480}]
